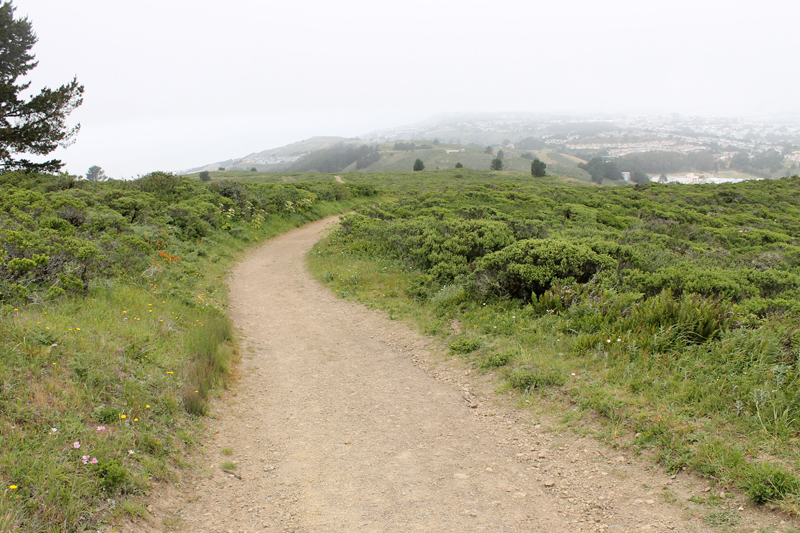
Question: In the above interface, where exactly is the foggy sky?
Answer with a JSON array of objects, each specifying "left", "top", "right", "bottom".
[{"left": 11, "top": 0, "right": 800, "bottom": 177}]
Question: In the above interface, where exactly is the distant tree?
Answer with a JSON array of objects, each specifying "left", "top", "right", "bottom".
[
  {"left": 433, "top": 138, "right": 440, "bottom": 145},
  {"left": 250, "top": 167, "right": 257, "bottom": 172},
  {"left": 490, "top": 158, "right": 504, "bottom": 171},
  {"left": 413, "top": 158, "right": 425, "bottom": 171},
  {"left": 0, "top": 2, "right": 84, "bottom": 172},
  {"left": 497, "top": 149, "right": 505, "bottom": 160},
  {"left": 484, "top": 146, "right": 493, "bottom": 155},
  {"left": 502, "top": 139, "right": 511, "bottom": 147},
  {"left": 603, "top": 160, "right": 621, "bottom": 181},
  {"left": 630, "top": 169, "right": 649, "bottom": 184},
  {"left": 455, "top": 162, "right": 464, "bottom": 169},
  {"left": 85, "top": 165, "right": 107, "bottom": 181},
  {"left": 531, "top": 158, "right": 546, "bottom": 177},
  {"left": 218, "top": 167, "right": 225, "bottom": 171},
  {"left": 199, "top": 170, "right": 211, "bottom": 182},
  {"left": 520, "top": 152, "right": 534, "bottom": 160}
]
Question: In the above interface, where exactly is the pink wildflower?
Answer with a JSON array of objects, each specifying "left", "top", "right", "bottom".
[{"left": 73, "top": 441, "right": 80, "bottom": 449}]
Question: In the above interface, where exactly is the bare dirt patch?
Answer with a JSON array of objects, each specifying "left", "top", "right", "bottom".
[{"left": 122, "top": 216, "right": 794, "bottom": 533}]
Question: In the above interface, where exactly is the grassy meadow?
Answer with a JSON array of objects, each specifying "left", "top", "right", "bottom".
[
  {"left": 0, "top": 171, "right": 375, "bottom": 531},
  {"left": 305, "top": 171, "right": 800, "bottom": 513},
  {"left": 7, "top": 162, "right": 800, "bottom": 529}
]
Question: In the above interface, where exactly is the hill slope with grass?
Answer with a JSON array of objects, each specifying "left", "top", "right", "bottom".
[
  {"left": 0, "top": 171, "right": 375, "bottom": 531},
  {"left": 307, "top": 173, "right": 800, "bottom": 513}
]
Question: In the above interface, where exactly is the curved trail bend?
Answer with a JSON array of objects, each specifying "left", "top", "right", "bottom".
[{"left": 134, "top": 216, "right": 753, "bottom": 533}]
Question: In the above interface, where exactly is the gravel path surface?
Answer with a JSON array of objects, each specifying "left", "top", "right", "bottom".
[{"left": 124, "top": 216, "right": 792, "bottom": 533}]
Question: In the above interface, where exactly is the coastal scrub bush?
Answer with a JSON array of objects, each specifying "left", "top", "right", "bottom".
[{"left": 475, "top": 238, "right": 617, "bottom": 300}]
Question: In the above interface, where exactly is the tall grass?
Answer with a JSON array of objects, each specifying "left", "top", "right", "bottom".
[{"left": 183, "top": 316, "right": 236, "bottom": 416}]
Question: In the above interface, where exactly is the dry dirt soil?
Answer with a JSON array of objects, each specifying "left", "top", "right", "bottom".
[{"left": 122, "top": 216, "right": 797, "bottom": 533}]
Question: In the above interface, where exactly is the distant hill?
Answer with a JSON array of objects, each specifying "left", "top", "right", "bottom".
[
  {"left": 178, "top": 113, "right": 613, "bottom": 175},
  {"left": 177, "top": 136, "right": 370, "bottom": 174},
  {"left": 175, "top": 113, "right": 650, "bottom": 177},
  {"left": 361, "top": 112, "right": 622, "bottom": 146}
]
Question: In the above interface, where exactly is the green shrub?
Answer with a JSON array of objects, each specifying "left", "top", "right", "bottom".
[
  {"left": 745, "top": 463, "right": 800, "bottom": 504},
  {"left": 449, "top": 337, "right": 482, "bottom": 354},
  {"left": 475, "top": 238, "right": 617, "bottom": 300},
  {"left": 480, "top": 351, "right": 513, "bottom": 369},
  {"left": 94, "top": 460, "right": 129, "bottom": 493},
  {"left": 625, "top": 290, "right": 735, "bottom": 343}
]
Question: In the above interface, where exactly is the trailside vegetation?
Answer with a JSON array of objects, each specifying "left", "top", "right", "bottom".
[
  {"left": 309, "top": 174, "right": 800, "bottom": 512},
  {"left": 0, "top": 171, "right": 375, "bottom": 531}
]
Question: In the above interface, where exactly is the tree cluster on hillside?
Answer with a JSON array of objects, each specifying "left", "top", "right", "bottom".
[
  {"left": 579, "top": 157, "right": 622, "bottom": 184},
  {"left": 579, "top": 157, "right": 650, "bottom": 184},
  {"left": 617, "top": 150, "right": 716, "bottom": 174},
  {"left": 515, "top": 137, "right": 546, "bottom": 151},
  {"left": 413, "top": 158, "right": 425, "bottom": 171},
  {"left": 0, "top": 2, "right": 83, "bottom": 172},
  {"left": 730, "top": 149, "right": 785, "bottom": 177},
  {"left": 393, "top": 142, "right": 417, "bottom": 151},
  {"left": 289, "top": 144, "right": 377, "bottom": 173},
  {"left": 489, "top": 158, "right": 503, "bottom": 171}
]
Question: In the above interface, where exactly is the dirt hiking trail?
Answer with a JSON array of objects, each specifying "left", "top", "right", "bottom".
[{"left": 128, "top": 216, "right": 791, "bottom": 533}]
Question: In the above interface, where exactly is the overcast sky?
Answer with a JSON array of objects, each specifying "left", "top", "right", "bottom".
[{"left": 12, "top": 0, "right": 800, "bottom": 177}]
